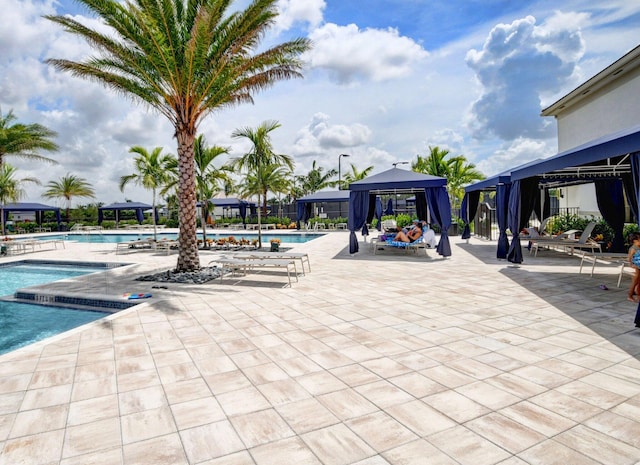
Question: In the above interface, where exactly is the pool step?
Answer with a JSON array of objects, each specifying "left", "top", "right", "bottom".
[{"left": 10, "top": 291, "right": 139, "bottom": 312}]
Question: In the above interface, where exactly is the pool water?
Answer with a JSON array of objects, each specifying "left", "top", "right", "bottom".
[
  {"left": 40, "top": 232, "right": 324, "bottom": 244},
  {"left": 0, "top": 302, "right": 106, "bottom": 355},
  {"left": 0, "top": 261, "right": 113, "bottom": 355},
  {"left": 0, "top": 263, "right": 108, "bottom": 297}
]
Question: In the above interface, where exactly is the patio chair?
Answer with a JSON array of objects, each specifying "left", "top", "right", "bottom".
[{"left": 531, "top": 221, "right": 599, "bottom": 256}]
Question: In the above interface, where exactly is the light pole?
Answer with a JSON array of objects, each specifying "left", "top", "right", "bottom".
[
  {"left": 392, "top": 161, "right": 409, "bottom": 168},
  {"left": 392, "top": 162, "right": 409, "bottom": 213},
  {"left": 338, "top": 154, "right": 350, "bottom": 219},
  {"left": 338, "top": 154, "right": 350, "bottom": 190}
]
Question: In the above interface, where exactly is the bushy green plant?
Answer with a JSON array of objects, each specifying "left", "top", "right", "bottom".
[{"left": 101, "top": 220, "right": 116, "bottom": 230}]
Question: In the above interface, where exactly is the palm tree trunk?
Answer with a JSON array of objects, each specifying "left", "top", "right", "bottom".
[
  {"left": 152, "top": 187, "right": 158, "bottom": 242},
  {"left": 257, "top": 193, "right": 262, "bottom": 249},
  {"left": 176, "top": 130, "right": 200, "bottom": 271},
  {"left": 201, "top": 203, "right": 208, "bottom": 248}
]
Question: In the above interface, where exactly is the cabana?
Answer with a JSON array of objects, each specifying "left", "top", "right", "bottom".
[
  {"left": 98, "top": 202, "right": 153, "bottom": 226},
  {"left": 208, "top": 197, "right": 255, "bottom": 226},
  {"left": 478, "top": 124, "right": 640, "bottom": 264},
  {"left": 1, "top": 202, "right": 62, "bottom": 233},
  {"left": 296, "top": 190, "right": 350, "bottom": 227},
  {"left": 463, "top": 159, "right": 544, "bottom": 259},
  {"left": 347, "top": 167, "right": 452, "bottom": 256}
]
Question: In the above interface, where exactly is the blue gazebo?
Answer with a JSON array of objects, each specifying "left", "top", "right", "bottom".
[
  {"left": 98, "top": 202, "right": 154, "bottom": 225},
  {"left": 1, "top": 202, "right": 62, "bottom": 233},
  {"left": 347, "top": 168, "right": 452, "bottom": 256}
]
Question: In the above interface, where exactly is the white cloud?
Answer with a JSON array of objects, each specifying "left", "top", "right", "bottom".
[
  {"left": 275, "top": 0, "right": 326, "bottom": 32},
  {"left": 291, "top": 113, "right": 371, "bottom": 158},
  {"left": 306, "top": 23, "right": 429, "bottom": 83},
  {"left": 465, "top": 13, "right": 586, "bottom": 141},
  {"left": 476, "top": 137, "right": 556, "bottom": 177}
]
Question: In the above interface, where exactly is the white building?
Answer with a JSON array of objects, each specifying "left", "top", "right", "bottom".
[{"left": 541, "top": 44, "right": 640, "bottom": 217}]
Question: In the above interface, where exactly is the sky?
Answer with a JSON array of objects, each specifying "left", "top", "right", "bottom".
[{"left": 1, "top": 0, "right": 639, "bottom": 206}]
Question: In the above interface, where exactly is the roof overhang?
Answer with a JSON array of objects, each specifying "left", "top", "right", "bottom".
[{"left": 541, "top": 44, "right": 640, "bottom": 117}]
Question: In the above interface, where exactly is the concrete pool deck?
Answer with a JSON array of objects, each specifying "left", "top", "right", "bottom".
[{"left": 1, "top": 230, "right": 639, "bottom": 464}]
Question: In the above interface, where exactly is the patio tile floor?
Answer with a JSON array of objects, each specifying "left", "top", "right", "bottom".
[{"left": 1, "top": 231, "right": 640, "bottom": 464}]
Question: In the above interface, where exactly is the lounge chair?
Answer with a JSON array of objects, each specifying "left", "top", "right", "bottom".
[
  {"left": 374, "top": 227, "right": 431, "bottom": 255},
  {"left": 231, "top": 251, "right": 311, "bottom": 274},
  {"left": 530, "top": 221, "right": 599, "bottom": 256},
  {"left": 209, "top": 257, "right": 298, "bottom": 287}
]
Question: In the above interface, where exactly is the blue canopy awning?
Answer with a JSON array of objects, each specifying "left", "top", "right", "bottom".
[
  {"left": 511, "top": 124, "right": 640, "bottom": 181},
  {"left": 349, "top": 168, "right": 447, "bottom": 191},
  {"left": 297, "top": 190, "right": 350, "bottom": 203}
]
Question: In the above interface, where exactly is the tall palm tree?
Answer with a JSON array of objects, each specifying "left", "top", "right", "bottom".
[
  {"left": 341, "top": 163, "right": 374, "bottom": 187},
  {"left": 0, "top": 109, "right": 59, "bottom": 166},
  {"left": 193, "top": 135, "right": 230, "bottom": 246},
  {"left": 0, "top": 164, "right": 41, "bottom": 234},
  {"left": 119, "top": 146, "right": 177, "bottom": 240},
  {"left": 231, "top": 120, "right": 294, "bottom": 217},
  {"left": 46, "top": 0, "right": 311, "bottom": 272},
  {"left": 42, "top": 174, "right": 96, "bottom": 222},
  {"left": 238, "top": 161, "right": 291, "bottom": 247}
]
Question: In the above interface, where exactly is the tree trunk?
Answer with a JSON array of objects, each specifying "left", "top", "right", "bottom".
[
  {"left": 175, "top": 129, "right": 200, "bottom": 272},
  {"left": 152, "top": 187, "right": 158, "bottom": 242}
]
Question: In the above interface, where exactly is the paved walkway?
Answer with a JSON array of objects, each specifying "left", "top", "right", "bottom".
[{"left": 1, "top": 231, "right": 639, "bottom": 464}]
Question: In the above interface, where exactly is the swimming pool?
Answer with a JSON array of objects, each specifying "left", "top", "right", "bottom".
[
  {"left": 0, "top": 261, "right": 111, "bottom": 297},
  {"left": 0, "top": 302, "right": 106, "bottom": 355},
  {"left": 0, "top": 261, "right": 120, "bottom": 355},
  {"left": 39, "top": 232, "right": 324, "bottom": 244}
]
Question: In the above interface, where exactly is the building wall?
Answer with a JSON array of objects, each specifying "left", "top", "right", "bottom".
[{"left": 555, "top": 67, "right": 640, "bottom": 151}]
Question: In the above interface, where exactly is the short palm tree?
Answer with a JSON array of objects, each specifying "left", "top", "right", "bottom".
[
  {"left": 46, "top": 0, "right": 311, "bottom": 272},
  {"left": 0, "top": 164, "right": 41, "bottom": 234},
  {"left": 239, "top": 161, "right": 291, "bottom": 247},
  {"left": 0, "top": 109, "right": 58, "bottom": 166},
  {"left": 119, "top": 146, "right": 177, "bottom": 240},
  {"left": 42, "top": 174, "right": 96, "bottom": 222},
  {"left": 341, "top": 163, "right": 374, "bottom": 188},
  {"left": 231, "top": 120, "right": 294, "bottom": 217},
  {"left": 297, "top": 160, "right": 337, "bottom": 195},
  {"left": 413, "top": 145, "right": 485, "bottom": 211},
  {"left": 193, "top": 135, "right": 230, "bottom": 246}
]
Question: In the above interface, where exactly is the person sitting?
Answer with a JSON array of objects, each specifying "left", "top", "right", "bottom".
[{"left": 395, "top": 223, "right": 423, "bottom": 243}]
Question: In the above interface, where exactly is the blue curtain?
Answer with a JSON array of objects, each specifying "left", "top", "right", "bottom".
[
  {"left": 461, "top": 191, "right": 480, "bottom": 240},
  {"left": 533, "top": 188, "right": 551, "bottom": 222},
  {"left": 496, "top": 184, "right": 511, "bottom": 259},
  {"left": 296, "top": 201, "right": 310, "bottom": 229},
  {"left": 384, "top": 198, "right": 394, "bottom": 215},
  {"left": 629, "top": 152, "right": 640, "bottom": 225},
  {"left": 239, "top": 202, "right": 248, "bottom": 228},
  {"left": 375, "top": 197, "right": 383, "bottom": 231},
  {"left": 135, "top": 208, "right": 144, "bottom": 223},
  {"left": 98, "top": 209, "right": 103, "bottom": 224},
  {"left": 425, "top": 187, "right": 452, "bottom": 257},
  {"left": 348, "top": 191, "right": 370, "bottom": 253},
  {"left": 365, "top": 194, "right": 377, "bottom": 232},
  {"left": 595, "top": 179, "right": 626, "bottom": 252},
  {"left": 415, "top": 192, "right": 428, "bottom": 222},
  {"left": 507, "top": 177, "right": 539, "bottom": 264}
]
